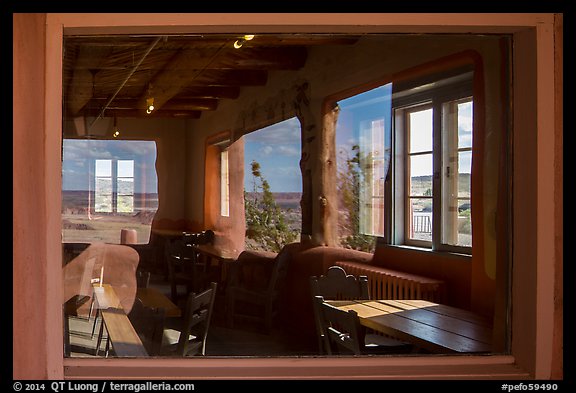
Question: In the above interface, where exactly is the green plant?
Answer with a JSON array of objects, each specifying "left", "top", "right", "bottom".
[{"left": 337, "top": 145, "right": 377, "bottom": 252}]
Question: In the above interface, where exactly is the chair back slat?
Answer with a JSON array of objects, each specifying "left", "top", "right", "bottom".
[
  {"left": 309, "top": 266, "right": 369, "bottom": 354},
  {"left": 310, "top": 266, "right": 370, "bottom": 300},
  {"left": 128, "top": 298, "right": 166, "bottom": 356},
  {"left": 314, "top": 295, "right": 364, "bottom": 355},
  {"left": 177, "top": 281, "right": 217, "bottom": 356}
]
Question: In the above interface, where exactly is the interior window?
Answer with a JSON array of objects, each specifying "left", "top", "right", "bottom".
[
  {"left": 220, "top": 149, "right": 230, "bottom": 217},
  {"left": 243, "top": 117, "right": 302, "bottom": 253}
]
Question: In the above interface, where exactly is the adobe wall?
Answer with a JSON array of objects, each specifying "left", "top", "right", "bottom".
[{"left": 13, "top": 13, "right": 62, "bottom": 379}]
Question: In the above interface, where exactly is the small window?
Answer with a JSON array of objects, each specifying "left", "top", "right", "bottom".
[
  {"left": 243, "top": 117, "right": 302, "bottom": 252},
  {"left": 220, "top": 149, "right": 230, "bottom": 217}
]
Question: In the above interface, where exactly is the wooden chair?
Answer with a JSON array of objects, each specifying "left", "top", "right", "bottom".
[
  {"left": 314, "top": 295, "right": 412, "bottom": 355},
  {"left": 63, "top": 294, "right": 92, "bottom": 356},
  {"left": 136, "top": 270, "right": 151, "bottom": 288},
  {"left": 226, "top": 247, "right": 291, "bottom": 333},
  {"left": 165, "top": 238, "right": 197, "bottom": 303},
  {"left": 128, "top": 298, "right": 165, "bottom": 356},
  {"left": 162, "top": 282, "right": 218, "bottom": 356},
  {"left": 310, "top": 266, "right": 412, "bottom": 354},
  {"left": 309, "top": 266, "right": 370, "bottom": 354}
]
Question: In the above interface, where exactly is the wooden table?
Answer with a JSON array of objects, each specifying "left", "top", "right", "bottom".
[
  {"left": 92, "top": 284, "right": 148, "bottom": 357},
  {"left": 150, "top": 229, "right": 188, "bottom": 278},
  {"left": 188, "top": 244, "right": 240, "bottom": 282},
  {"left": 326, "top": 299, "right": 492, "bottom": 353},
  {"left": 189, "top": 244, "right": 240, "bottom": 264},
  {"left": 136, "top": 287, "right": 181, "bottom": 318},
  {"left": 150, "top": 228, "right": 187, "bottom": 238}
]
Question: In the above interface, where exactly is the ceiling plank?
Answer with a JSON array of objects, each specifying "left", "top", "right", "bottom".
[
  {"left": 102, "top": 109, "right": 202, "bottom": 119},
  {"left": 66, "top": 46, "right": 115, "bottom": 116}
]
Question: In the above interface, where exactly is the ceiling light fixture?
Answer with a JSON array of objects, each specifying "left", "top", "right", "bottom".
[
  {"left": 146, "top": 83, "right": 155, "bottom": 114},
  {"left": 233, "top": 34, "right": 255, "bottom": 49},
  {"left": 146, "top": 97, "right": 155, "bottom": 114},
  {"left": 112, "top": 117, "right": 120, "bottom": 138}
]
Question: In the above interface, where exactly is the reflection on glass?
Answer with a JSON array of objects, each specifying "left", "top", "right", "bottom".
[
  {"left": 458, "top": 101, "right": 473, "bottom": 149},
  {"left": 441, "top": 98, "right": 473, "bottom": 247},
  {"left": 335, "top": 83, "right": 392, "bottom": 248},
  {"left": 409, "top": 198, "right": 432, "bottom": 242},
  {"left": 243, "top": 117, "right": 302, "bottom": 252},
  {"left": 118, "top": 160, "right": 134, "bottom": 177},
  {"left": 458, "top": 151, "right": 472, "bottom": 198},
  {"left": 62, "top": 139, "right": 158, "bottom": 244},
  {"left": 410, "top": 154, "right": 433, "bottom": 196},
  {"left": 117, "top": 195, "right": 134, "bottom": 213},
  {"left": 409, "top": 108, "right": 433, "bottom": 153}
]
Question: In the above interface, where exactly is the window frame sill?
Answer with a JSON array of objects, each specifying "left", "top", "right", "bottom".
[
  {"left": 63, "top": 354, "right": 528, "bottom": 380},
  {"left": 384, "top": 244, "right": 473, "bottom": 261}
]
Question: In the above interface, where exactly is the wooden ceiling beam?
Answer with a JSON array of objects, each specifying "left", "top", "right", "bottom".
[
  {"left": 63, "top": 35, "right": 357, "bottom": 119},
  {"left": 101, "top": 98, "right": 218, "bottom": 111},
  {"left": 102, "top": 109, "right": 202, "bottom": 119},
  {"left": 217, "top": 47, "right": 307, "bottom": 70},
  {"left": 177, "top": 86, "right": 240, "bottom": 99},
  {"left": 195, "top": 70, "right": 268, "bottom": 86},
  {"left": 153, "top": 46, "right": 308, "bottom": 71},
  {"left": 140, "top": 51, "right": 268, "bottom": 111},
  {"left": 66, "top": 46, "right": 114, "bottom": 116}
]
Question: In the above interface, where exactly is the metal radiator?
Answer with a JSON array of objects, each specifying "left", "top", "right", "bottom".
[{"left": 335, "top": 261, "right": 445, "bottom": 302}]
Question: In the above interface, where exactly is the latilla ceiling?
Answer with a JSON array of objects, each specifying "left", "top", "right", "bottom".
[{"left": 62, "top": 34, "right": 360, "bottom": 122}]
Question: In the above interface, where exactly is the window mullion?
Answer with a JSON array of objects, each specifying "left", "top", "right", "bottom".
[
  {"left": 432, "top": 100, "right": 442, "bottom": 251},
  {"left": 112, "top": 159, "right": 118, "bottom": 213}
]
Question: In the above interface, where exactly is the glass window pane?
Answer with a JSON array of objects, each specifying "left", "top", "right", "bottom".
[
  {"left": 95, "top": 159, "right": 112, "bottom": 177},
  {"left": 409, "top": 108, "right": 433, "bottom": 153},
  {"left": 441, "top": 197, "right": 472, "bottom": 247},
  {"left": 409, "top": 198, "right": 432, "bottom": 242},
  {"left": 458, "top": 151, "right": 472, "bottom": 198},
  {"left": 117, "top": 160, "right": 134, "bottom": 178},
  {"left": 409, "top": 154, "right": 433, "bottom": 196},
  {"left": 244, "top": 117, "right": 302, "bottom": 252},
  {"left": 117, "top": 195, "right": 134, "bottom": 213},
  {"left": 117, "top": 177, "right": 134, "bottom": 196},
  {"left": 95, "top": 177, "right": 112, "bottom": 195},
  {"left": 457, "top": 202, "right": 472, "bottom": 247},
  {"left": 221, "top": 150, "right": 230, "bottom": 217},
  {"left": 334, "top": 84, "right": 392, "bottom": 250},
  {"left": 95, "top": 189, "right": 112, "bottom": 213},
  {"left": 62, "top": 140, "right": 158, "bottom": 244},
  {"left": 372, "top": 158, "right": 386, "bottom": 197},
  {"left": 458, "top": 101, "right": 473, "bottom": 149}
]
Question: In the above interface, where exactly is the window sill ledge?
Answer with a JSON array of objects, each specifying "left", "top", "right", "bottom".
[
  {"left": 384, "top": 244, "right": 472, "bottom": 260},
  {"left": 63, "top": 354, "right": 529, "bottom": 379}
]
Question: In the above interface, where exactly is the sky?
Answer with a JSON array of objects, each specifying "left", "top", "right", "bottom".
[
  {"left": 62, "top": 94, "right": 472, "bottom": 194},
  {"left": 243, "top": 117, "right": 302, "bottom": 193},
  {"left": 62, "top": 139, "right": 158, "bottom": 193},
  {"left": 62, "top": 119, "right": 304, "bottom": 194}
]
